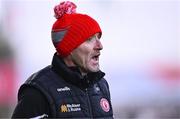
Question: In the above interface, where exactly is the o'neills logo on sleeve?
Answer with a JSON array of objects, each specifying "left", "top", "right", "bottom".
[
  {"left": 60, "top": 104, "right": 81, "bottom": 113},
  {"left": 100, "top": 98, "right": 110, "bottom": 112}
]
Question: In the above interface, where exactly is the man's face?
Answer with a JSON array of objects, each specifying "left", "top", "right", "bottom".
[{"left": 70, "top": 33, "right": 103, "bottom": 74}]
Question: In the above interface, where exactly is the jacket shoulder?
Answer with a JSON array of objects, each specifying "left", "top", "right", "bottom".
[
  {"left": 24, "top": 66, "right": 53, "bottom": 84},
  {"left": 18, "top": 65, "right": 57, "bottom": 117}
]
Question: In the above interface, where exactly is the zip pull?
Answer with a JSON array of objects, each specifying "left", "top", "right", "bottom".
[
  {"left": 87, "top": 79, "right": 90, "bottom": 84},
  {"left": 83, "top": 75, "right": 90, "bottom": 87}
]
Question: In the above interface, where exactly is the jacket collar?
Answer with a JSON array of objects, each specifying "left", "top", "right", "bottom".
[{"left": 51, "top": 53, "right": 105, "bottom": 88}]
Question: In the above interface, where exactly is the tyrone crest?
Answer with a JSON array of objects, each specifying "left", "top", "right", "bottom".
[{"left": 100, "top": 98, "right": 110, "bottom": 112}]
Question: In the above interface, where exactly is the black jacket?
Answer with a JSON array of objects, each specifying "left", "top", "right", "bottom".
[{"left": 12, "top": 54, "right": 113, "bottom": 118}]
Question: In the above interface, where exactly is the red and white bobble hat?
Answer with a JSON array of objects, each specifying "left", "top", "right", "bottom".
[{"left": 51, "top": 1, "right": 102, "bottom": 57}]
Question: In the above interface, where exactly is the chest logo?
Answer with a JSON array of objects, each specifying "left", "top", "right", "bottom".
[
  {"left": 60, "top": 104, "right": 81, "bottom": 113},
  {"left": 61, "top": 105, "right": 68, "bottom": 112},
  {"left": 100, "top": 98, "right": 110, "bottom": 112},
  {"left": 57, "top": 86, "right": 70, "bottom": 92}
]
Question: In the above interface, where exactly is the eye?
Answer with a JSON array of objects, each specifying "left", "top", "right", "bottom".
[{"left": 87, "top": 36, "right": 96, "bottom": 42}]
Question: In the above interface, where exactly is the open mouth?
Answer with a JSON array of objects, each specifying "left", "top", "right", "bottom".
[{"left": 92, "top": 54, "right": 100, "bottom": 61}]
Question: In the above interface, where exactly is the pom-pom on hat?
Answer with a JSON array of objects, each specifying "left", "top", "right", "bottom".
[{"left": 51, "top": 1, "right": 102, "bottom": 57}]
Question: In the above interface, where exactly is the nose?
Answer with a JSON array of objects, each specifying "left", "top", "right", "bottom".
[{"left": 94, "top": 39, "right": 103, "bottom": 50}]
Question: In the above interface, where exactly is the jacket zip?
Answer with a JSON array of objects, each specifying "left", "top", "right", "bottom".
[{"left": 85, "top": 88, "right": 93, "bottom": 118}]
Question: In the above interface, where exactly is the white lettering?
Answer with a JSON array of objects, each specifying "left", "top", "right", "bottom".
[
  {"left": 70, "top": 107, "right": 81, "bottom": 111},
  {"left": 65, "top": 103, "right": 81, "bottom": 112},
  {"left": 57, "top": 86, "right": 70, "bottom": 92}
]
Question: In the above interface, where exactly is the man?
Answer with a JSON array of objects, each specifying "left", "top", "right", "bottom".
[{"left": 12, "top": 1, "right": 113, "bottom": 118}]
